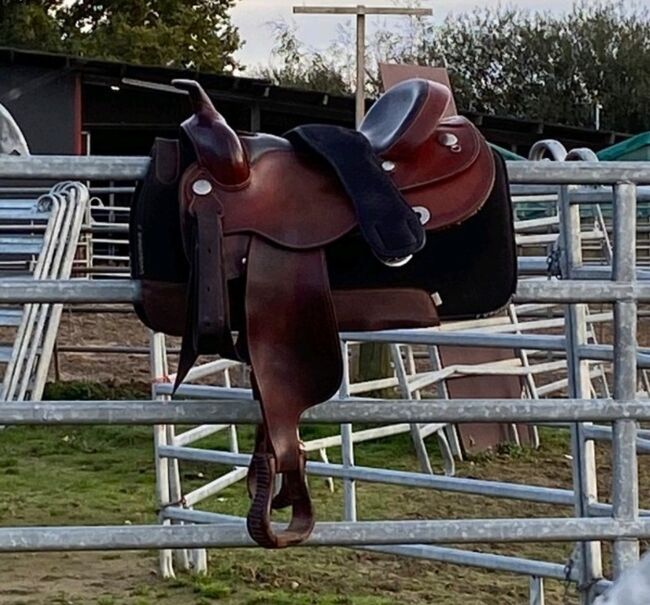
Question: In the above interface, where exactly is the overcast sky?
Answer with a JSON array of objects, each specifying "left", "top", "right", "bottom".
[{"left": 231, "top": 0, "right": 579, "bottom": 68}]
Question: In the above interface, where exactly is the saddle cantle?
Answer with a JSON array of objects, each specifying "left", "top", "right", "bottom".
[{"left": 130, "top": 77, "right": 517, "bottom": 548}]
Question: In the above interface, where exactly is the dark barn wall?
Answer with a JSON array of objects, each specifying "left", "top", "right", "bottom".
[
  {"left": 82, "top": 83, "right": 255, "bottom": 156},
  {"left": 0, "top": 65, "right": 78, "bottom": 154}
]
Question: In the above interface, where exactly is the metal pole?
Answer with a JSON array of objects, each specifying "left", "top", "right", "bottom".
[
  {"left": 2, "top": 156, "right": 650, "bottom": 184},
  {"left": 2, "top": 398, "right": 650, "bottom": 424},
  {"left": 611, "top": 182, "right": 640, "bottom": 575},
  {"left": 559, "top": 185, "right": 602, "bottom": 603},
  {"left": 5, "top": 518, "right": 650, "bottom": 551},
  {"left": 150, "top": 332, "right": 175, "bottom": 579},
  {"left": 529, "top": 576, "right": 545, "bottom": 605},
  {"left": 340, "top": 342, "right": 357, "bottom": 521}
]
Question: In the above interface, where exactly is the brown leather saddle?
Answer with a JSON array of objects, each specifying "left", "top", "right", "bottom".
[{"left": 130, "top": 77, "right": 517, "bottom": 548}]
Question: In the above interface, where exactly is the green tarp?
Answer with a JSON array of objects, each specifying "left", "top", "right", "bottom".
[
  {"left": 597, "top": 132, "right": 650, "bottom": 161},
  {"left": 490, "top": 143, "right": 526, "bottom": 161}
]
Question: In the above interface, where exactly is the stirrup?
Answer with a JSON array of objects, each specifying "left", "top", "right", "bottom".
[{"left": 246, "top": 451, "right": 314, "bottom": 548}]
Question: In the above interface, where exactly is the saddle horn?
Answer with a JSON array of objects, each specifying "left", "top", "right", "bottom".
[
  {"left": 173, "top": 79, "right": 221, "bottom": 118},
  {"left": 172, "top": 79, "right": 250, "bottom": 186}
]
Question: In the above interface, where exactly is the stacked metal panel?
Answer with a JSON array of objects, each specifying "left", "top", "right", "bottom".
[{"left": 0, "top": 182, "right": 89, "bottom": 401}]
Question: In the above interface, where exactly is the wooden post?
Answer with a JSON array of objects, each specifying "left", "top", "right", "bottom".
[
  {"left": 293, "top": 5, "right": 433, "bottom": 383},
  {"left": 293, "top": 5, "right": 432, "bottom": 128},
  {"left": 355, "top": 7, "right": 366, "bottom": 127}
]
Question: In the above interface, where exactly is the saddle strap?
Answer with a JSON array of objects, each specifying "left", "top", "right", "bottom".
[
  {"left": 285, "top": 124, "right": 425, "bottom": 262},
  {"left": 245, "top": 237, "right": 343, "bottom": 547},
  {"left": 175, "top": 198, "right": 240, "bottom": 390}
]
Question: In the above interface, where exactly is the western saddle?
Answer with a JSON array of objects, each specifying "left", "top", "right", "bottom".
[{"left": 130, "top": 77, "right": 517, "bottom": 548}]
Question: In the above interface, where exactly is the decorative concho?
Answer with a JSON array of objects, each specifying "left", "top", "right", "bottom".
[
  {"left": 438, "top": 132, "right": 459, "bottom": 148},
  {"left": 192, "top": 179, "right": 213, "bottom": 196}
]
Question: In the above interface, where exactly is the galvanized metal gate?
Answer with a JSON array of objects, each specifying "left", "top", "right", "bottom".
[{"left": 0, "top": 156, "right": 649, "bottom": 605}]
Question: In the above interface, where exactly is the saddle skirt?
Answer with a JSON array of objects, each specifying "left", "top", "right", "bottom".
[{"left": 130, "top": 77, "right": 517, "bottom": 548}]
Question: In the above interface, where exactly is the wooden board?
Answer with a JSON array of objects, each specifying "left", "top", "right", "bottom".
[
  {"left": 379, "top": 63, "right": 458, "bottom": 117},
  {"left": 438, "top": 346, "right": 536, "bottom": 455}
]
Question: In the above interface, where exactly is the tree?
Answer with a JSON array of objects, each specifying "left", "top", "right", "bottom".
[
  {"left": 0, "top": 2, "right": 64, "bottom": 52},
  {"left": 258, "top": 1, "right": 650, "bottom": 133},
  {"left": 0, "top": 0, "right": 242, "bottom": 73},
  {"left": 258, "top": 22, "right": 350, "bottom": 95}
]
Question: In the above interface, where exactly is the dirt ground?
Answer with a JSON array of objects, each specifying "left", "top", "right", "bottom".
[
  {"left": 53, "top": 308, "right": 160, "bottom": 385},
  {"left": 0, "top": 552, "right": 159, "bottom": 604}
]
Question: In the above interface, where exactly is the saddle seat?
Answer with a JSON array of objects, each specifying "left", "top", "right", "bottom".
[{"left": 359, "top": 77, "right": 451, "bottom": 155}]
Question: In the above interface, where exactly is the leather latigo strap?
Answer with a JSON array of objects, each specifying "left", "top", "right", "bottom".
[
  {"left": 175, "top": 187, "right": 241, "bottom": 390},
  {"left": 244, "top": 237, "right": 342, "bottom": 547}
]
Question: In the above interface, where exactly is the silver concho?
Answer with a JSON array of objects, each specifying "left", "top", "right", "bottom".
[
  {"left": 192, "top": 179, "right": 213, "bottom": 196},
  {"left": 381, "top": 160, "right": 396, "bottom": 173},
  {"left": 413, "top": 206, "right": 431, "bottom": 225},
  {"left": 438, "top": 132, "right": 459, "bottom": 148}
]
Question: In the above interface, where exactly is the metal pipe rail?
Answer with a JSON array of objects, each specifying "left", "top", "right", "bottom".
[
  {"left": 163, "top": 507, "right": 579, "bottom": 582},
  {"left": 5, "top": 518, "right": 650, "bottom": 552},
  {"left": 2, "top": 157, "right": 650, "bottom": 185},
  {"left": 1, "top": 398, "right": 650, "bottom": 425},
  {"left": 158, "top": 445, "right": 576, "bottom": 505},
  {"left": 1, "top": 278, "right": 649, "bottom": 305}
]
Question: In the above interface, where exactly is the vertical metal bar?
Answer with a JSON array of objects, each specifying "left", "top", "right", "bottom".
[
  {"left": 389, "top": 344, "right": 433, "bottom": 474},
  {"left": 611, "top": 182, "right": 640, "bottom": 575},
  {"left": 507, "top": 304, "right": 540, "bottom": 448},
  {"left": 150, "top": 331, "right": 175, "bottom": 579},
  {"left": 340, "top": 342, "right": 357, "bottom": 521},
  {"left": 355, "top": 7, "right": 366, "bottom": 128},
  {"left": 429, "top": 345, "right": 463, "bottom": 460},
  {"left": 151, "top": 332, "right": 191, "bottom": 572},
  {"left": 404, "top": 345, "right": 455, "bottom": 472},
  {"left": 559, "top": 185, "right": 602, "bottom": 604},
  {"left": 529, "top": 576, "right": 545, "bottom": 605},
  {"left": 224, "top": 369, "right": 240, "bottom": 455}
]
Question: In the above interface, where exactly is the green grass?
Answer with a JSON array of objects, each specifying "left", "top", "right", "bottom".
[{"left": 0, "top": 381, "right": 585, "bottom": 604}]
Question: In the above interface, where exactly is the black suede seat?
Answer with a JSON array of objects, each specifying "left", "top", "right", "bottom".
[{"left": 359, "top": 78, "right": 451, "bottom": 156}]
